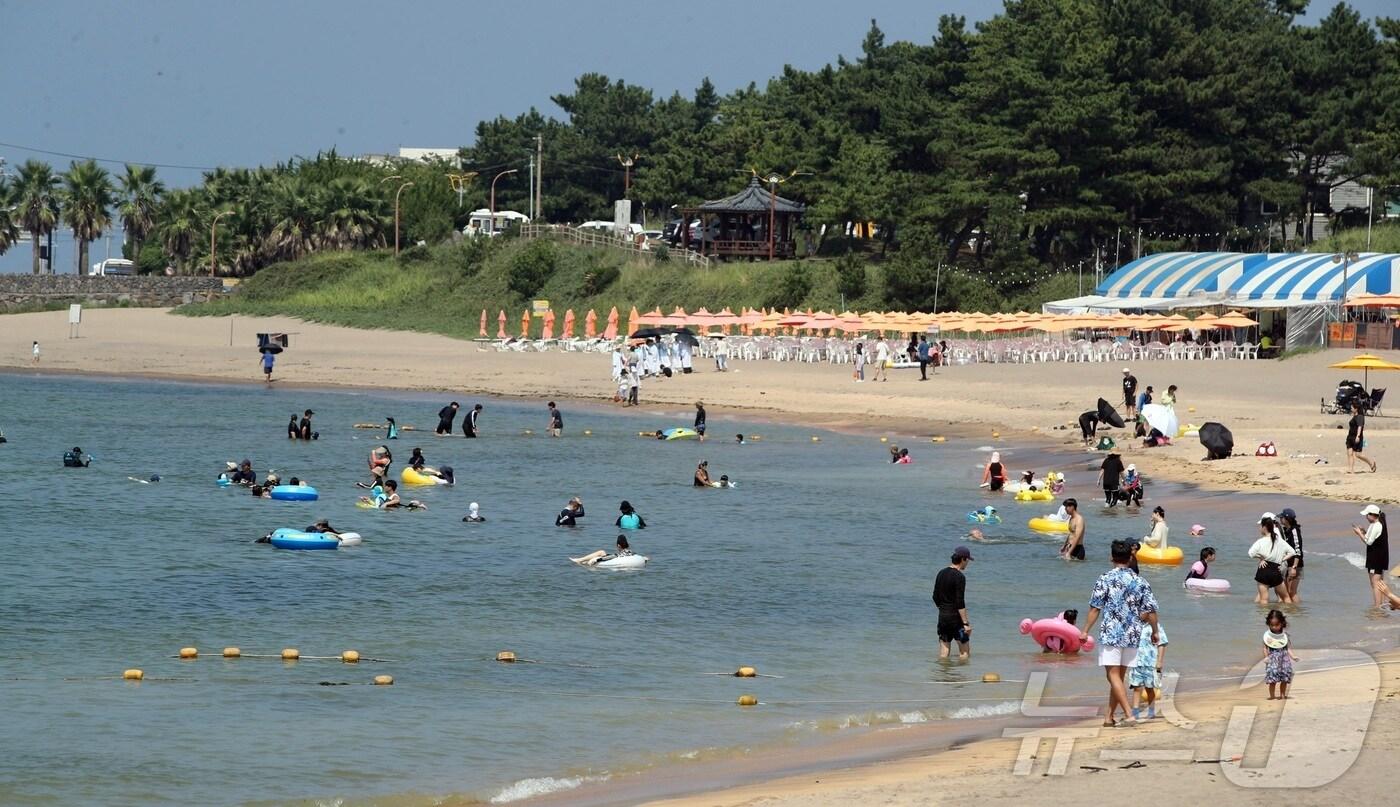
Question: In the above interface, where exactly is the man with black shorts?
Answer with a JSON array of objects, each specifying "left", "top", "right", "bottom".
[
  {"left": 1061, "top": 498, "right": 1086, "bottom": 560},
  {"left": 1121, "top": 368, "right": 1138, "bottom": 420},
  {"left": 694, "top": 401, "right": 707, "bottom": 442},
  {"left": 932, "top": 546, "right": 973, "bottom": 659}
]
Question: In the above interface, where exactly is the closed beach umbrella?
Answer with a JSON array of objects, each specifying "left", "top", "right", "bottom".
[
  {"left": 604, "top": 307, "right": 619, "bottom": 340},
  {"left": 562, "top": 309, "right": 576, "bottom": 339},
  {"left": 497, "top": 310, "right": 507, "bottom": 339},
  {"left": 585, "top": 309, "right": 598, "bottom": 339},
  {"left": 480, "top": 309, "right": 488, "bottom": 338},
  {"left": 520, "top": 309, "right": 531, "bottom": 339},
  {"left": 626, "top": 306, "right": 639, "bottom": 335},
  {"left": 542, "top": 310, "right": 556, "bottom": 340}
]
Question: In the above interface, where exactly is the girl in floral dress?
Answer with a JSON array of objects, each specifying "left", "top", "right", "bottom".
[{"left": 1262, "top": 610, "right": 1296, "bottom": 700}]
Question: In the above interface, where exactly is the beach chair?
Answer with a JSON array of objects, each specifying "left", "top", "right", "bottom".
[{"left": 1371, "top": 388, "right": 1386, "bottom": 416}]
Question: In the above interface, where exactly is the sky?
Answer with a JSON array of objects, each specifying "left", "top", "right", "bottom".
[{"left": 1, "top": 0, "right": 1392, "bottom": 274}]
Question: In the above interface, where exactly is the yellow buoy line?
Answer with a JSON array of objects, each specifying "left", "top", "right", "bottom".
[{"left": 454, "top": 682, "right": 1063, "bottom": 708}]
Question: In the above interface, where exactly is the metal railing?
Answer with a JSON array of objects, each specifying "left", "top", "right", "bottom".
[{"left": 519, "top": 224, "right": 711, "bottom": 268}]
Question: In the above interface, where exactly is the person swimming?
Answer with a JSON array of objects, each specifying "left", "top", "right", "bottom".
[
  {"left": 889, "top": 445, "right": 901, "bottom": 463},
  {"left": 616, "top": 500, "right": 647, "bottom": 530},
  {"left": 556, "top": 497, "right": 585, "bottom": 526},
  {"left": 895, "top": 448, "right": 912, "bottom": 464},
  {"left": 305, "top": 518, "right": 344, "bottom": 539},
  {"left": 376, "top": 479, "right": 425, "bottom": 510},
  {"left": 229, "top": 459, "right": 255, "bottom": 485},
  {"left": 694, "top": 461, "right": 713, "bottom": 487},
  {"left": 462, "top": 502, "right": 485, "bottom": 523},
  {"left": 62, "top": 446, "right": 92, "bottom": 468},
  {"left": 1186, "top": 547, "right": 1217, "bottom": 580},
  {"left": 287, "top": 414, "right": 299, "bottom": 440},
  {"left": 736, "top": 433, "right": 746, "bottom": 445},
  {"left": 572, "top": 535, "right": 635, "bottom": 566},
  {"left": 360, "top": 445, "right": 392, "bottom": 488}
]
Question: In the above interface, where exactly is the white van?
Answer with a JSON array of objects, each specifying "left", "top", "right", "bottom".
[{"left": 89, "top": 258, "right": 136, "bottom": 276}]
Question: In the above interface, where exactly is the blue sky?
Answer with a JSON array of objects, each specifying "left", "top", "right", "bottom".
[{"left": 1, "top": 0, "right": 1392, "bottom": 273}]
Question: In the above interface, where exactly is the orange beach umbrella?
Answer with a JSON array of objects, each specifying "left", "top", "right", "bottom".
[
  {"left": 604, "top": 307, "right": 619, "bottom": 340},
  {"left": 496, "top": 310, "right": 507, "bottom": 339},
  {"left": 626, "top": 306, "right": 639, "bottom": 335},
  {"left": 520, "top": 309, "right": 531, "bottom": 339},
  {"left": 542, "top": 310, "right": 556, "bottom": 340},
  {"left": 584, "top": 309, "right": 598, "bottom": 339},
  {"left": 562, "top": 309, "right": 576, "bottom": 339},
  {"left": 479, "top": 309, "right": 488, "bottom": 338}
]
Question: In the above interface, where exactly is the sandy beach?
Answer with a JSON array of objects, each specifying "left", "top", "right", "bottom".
[
  {"left": 641, "top": 649, "right": 1396, "bottom": 807},
  {"left": 2, "top": 307, "right": 1396, "bottom": 505}
]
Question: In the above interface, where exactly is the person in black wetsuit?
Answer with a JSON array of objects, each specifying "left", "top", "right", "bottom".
[
  {"left": 436, "top": 402, "right": 460, "bottom": 435},
  {"left": 1098, "top": 450, "right": 1125, "bottom": 506},
  {"left": 298, "top": 409, "right": 315, "bottom": 440},
  {"left": 1079, "top": 411, "right": 1099, "bottom": 445},
  {"left": 1278, "top": 508, "right": 1304, "bottom": 601},
  {"left": 555, "top": 497, "right": 585, "bottom": 526},
  {"left": 63, "top": 446, "right": 91, "bottom": 468},
  {"left": 287, "top": 414, "right": 299, "bottom": 439},
  {"left": 463, "top": 404, "right": 483, "bottom": 438},
  {"left": 694, "top": 401, "right": 707, "bottom": 442},
  {"left": 932, "top": 546, "right": 973, "bottom": 659},
  {"left": 547, "top": 401, "right": 563, "bottom": 437}
]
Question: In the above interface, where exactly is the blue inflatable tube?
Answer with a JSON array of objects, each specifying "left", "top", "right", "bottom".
[
  {"left": 270, "top": 485, "right": 319, "bottom": 501},
  {"left": 217, "top": 477, "right": 233, "bottom": 487},
  {"left": 268, "top": 528, "right": 338, "bottom": 550}
]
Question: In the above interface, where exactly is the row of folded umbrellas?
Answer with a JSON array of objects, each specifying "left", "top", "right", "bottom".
[{"left": 479, "top": 306, "right": 1259, "bottom": 340}]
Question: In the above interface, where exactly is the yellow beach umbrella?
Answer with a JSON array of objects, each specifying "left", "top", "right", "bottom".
[{"left": 1329, "top": 353, "right": 1400, "bottom": 388}]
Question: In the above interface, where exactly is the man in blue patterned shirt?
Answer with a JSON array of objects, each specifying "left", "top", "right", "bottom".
[{"left": 1081, "top": 539, "right": 1160, "bottom": 727}]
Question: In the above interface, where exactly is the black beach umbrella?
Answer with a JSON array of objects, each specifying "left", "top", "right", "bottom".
[
  {"left": 674, "top": 330, "right": 700, "bottom": 346},
  {"left": 259, "top": 345, "right": 284, "bottom": 355},
  {"left": 629, "top": 328, "right": 667, "bottom": 339},
  {"left": 1199, "top": 422, "right": 1233, "bottom": 460},
  {"left": 1096, "top": 397, "right": 1126, "bottom": 429}
]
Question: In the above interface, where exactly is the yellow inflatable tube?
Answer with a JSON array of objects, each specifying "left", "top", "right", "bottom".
[
  {"left": 401, "top": 466, "right": 445, "bottom": 486},
  {"left": 1136, "top": 545, "right": 1183, "bottom": 564},
  {"left": 1014, "top": 489, "right": 1055, "bottom": 502},
  {"left": 1028, "top": 517, "right": 1069, "bottom": 533}
]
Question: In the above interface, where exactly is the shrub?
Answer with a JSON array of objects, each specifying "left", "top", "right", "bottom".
[
  {"left": 835, "top": 252, "right": 867, "bottom": 300},
  {"left": 581, "top": 262, "right": 620, "bottom": 296},
  {"left": 508, "top": 239, "right": 556, "bottom": 298},
  {"left": 653, "top": 243, "right": 670, "bottom": 263},
  {"left": 398, "top": 244, "right": 432, "bottom": 263},
  {"left": 767, "top": 263, "right": 812, "bottom": 309}
]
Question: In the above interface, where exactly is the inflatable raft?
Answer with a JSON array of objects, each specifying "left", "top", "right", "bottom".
[
  {"left": 662, "top": 428, "right": 698, "bottom": 441},
  {"left": 595, "top": 554, "right": 647, "bottom": 569},
  {"left": 1136, "top": 545, "right": 1183, "bottom": 564},
  {"left": 1028, "top": 517, "right": 1069, "bottom": 533},
  {"left": 1020, "top": 616, "right": 1094, "bottom": 654},
  {"left": 270, "top": 485, "right": 318, "bottom": 501},
  {"left": 401, "top": 466, "right": 448, "bottom": 486},
  {"left": 1184, "top": 577, "right": 1230, "bottom": 593},
  {"left": 268, "top": 528, "right": 361, "bottom": 550},
  {"left": 1014, "top": 488, "right": 1055, "bottom": 502}
]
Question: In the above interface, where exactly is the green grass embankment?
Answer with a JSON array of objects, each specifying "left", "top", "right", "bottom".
[{"left": 179, "top": 239, "right": 891, "bottom": 338}]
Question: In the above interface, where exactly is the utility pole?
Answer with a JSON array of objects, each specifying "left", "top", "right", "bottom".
[
  {"left": 535, "top": 134, "right": 543, "bottom": 223},
  {"left": 1367, "top": 186, "right": 1374, "bottom": 251},
  {"left": 1135, "top": 227, "right": 1142, "bottom": 260},
  {"left": 528, "top": 156, "right": 535, "bottom": 221},
  {"left": 617, "top": 153, "right": 638, "bottom": 198}
]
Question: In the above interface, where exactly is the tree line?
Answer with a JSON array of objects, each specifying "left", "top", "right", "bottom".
[{"left": 2, "top": 0, "right": 1398, "bottom": 312}]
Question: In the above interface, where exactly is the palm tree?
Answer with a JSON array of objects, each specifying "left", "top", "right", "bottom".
[
  {"left": 61, "top": 160, "right": 115, "bottom": 275},
  {"left": 15, "top": 160, "right": 60, "bottom": 274},
  {"left": 0, "top": 177, "right": 21, "bottom": 257},
  {"left": 320, "top": 177, "right": 389, "bottom": 249},
  {"left": 118, "top": 164, "right": 164, "bottom": 271},
  {"left": 159, "top": 189, "right": 205, "bottom": 274},
  {"left": 267, "top": 177, "right": 318, "bottom": 261}
]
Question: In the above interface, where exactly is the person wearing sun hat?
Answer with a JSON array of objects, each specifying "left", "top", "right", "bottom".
[{"left": 1354, "top": 504, "right": 1389, "bottom": 607}]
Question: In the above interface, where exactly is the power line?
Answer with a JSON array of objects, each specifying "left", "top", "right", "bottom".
[{"left": 0, "top": 139, "right": 219, "bottom": 172}]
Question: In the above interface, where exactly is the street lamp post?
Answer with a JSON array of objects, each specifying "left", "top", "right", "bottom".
[
  {"left": 617, "top": 153, "right": 638, "bottom": 198},
  {"left": 1332, "top": 249, "right": 1358, "bottom": 321},
  {"left": 210, "top": 210, "right": 236, "bottom": 277},
  {"left": 392, "top": 181, "right": 413, "bottom": 255},
  {"left": 490, "top": 169, "right": 518, "bottom": 235}
]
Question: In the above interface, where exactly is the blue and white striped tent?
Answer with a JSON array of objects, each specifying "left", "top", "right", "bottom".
[{"left": 1092, "top": 252, "right": 1400, "bottom": 307}]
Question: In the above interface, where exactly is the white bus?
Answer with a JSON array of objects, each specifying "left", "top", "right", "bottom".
[{"left": 89, "top": 258, "right": 136, "bottom": 276}]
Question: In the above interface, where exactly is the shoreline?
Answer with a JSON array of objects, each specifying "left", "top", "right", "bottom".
[{"left": 4, "top": 308, "right": 1397, "bottom": 505}]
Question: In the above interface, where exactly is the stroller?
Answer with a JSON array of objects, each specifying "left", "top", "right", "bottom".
[{"left": 1321, "top": 380, "right": 1376, "bottom": 415}]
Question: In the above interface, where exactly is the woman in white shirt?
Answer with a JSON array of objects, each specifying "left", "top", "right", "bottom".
[
  {"left": 1353, "top": 504, "right": 1389, "bottom": 607},
  {"left": 1248, "top": 513, "right": 1296, "bottom": 604},
  {"left": 1143, "top": 506, "right": 1169, "bottom": 549}
]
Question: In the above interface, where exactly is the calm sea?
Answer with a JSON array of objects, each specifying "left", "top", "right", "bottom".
[{"left": 0, "top": 373, "right": 1391, "bottom": 805}]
